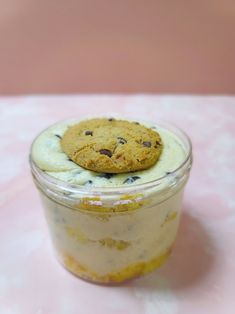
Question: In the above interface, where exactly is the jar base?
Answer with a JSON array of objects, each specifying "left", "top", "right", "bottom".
[{"left": 55, "top": 247, "right": 172, "bottom": 285}]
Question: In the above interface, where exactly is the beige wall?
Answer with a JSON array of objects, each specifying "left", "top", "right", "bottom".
[{"left": 0, "top": 0, "right": 235, "bottom": 94}]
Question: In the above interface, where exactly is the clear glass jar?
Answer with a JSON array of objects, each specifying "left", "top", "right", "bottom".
[{"left": 29, "top": 121, "right": 192, "bottom": 284}]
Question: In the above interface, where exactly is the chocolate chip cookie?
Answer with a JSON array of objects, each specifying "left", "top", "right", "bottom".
[{"left": 61, "top": 118, "right": 163, "bottom": 173}]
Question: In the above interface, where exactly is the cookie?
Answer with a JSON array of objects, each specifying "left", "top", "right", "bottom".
[{"left": 61, "top": 118, "right": 163, "bottom": 173}]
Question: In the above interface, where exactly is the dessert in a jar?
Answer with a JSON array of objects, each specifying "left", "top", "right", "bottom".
[{"left": 30, "top": 117, "right": 192, "bottom": 284}]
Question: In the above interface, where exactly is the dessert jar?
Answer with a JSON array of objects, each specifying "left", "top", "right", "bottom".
[{"left": 29, "top": 122, "right": 192, "bottom": 284}]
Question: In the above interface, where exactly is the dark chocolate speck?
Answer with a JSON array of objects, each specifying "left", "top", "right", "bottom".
[
  {"left": 55, "top": 134, "right": 62, "bottom": 139},
  {"left": 99, "top": 149, "right": 112, "bottom": 157},
  {"left": 85, "top": 130, "right": 93, "bottom": 136},
  {"left": 108, "top": 118, "right": 115, "bottom": 121},
  {"left": 99, "top": 173, "right": 115, "bottom": 179},
  {"left": 117, "top": 137, "right": 127, "bottom": 144},
  {"left": 143, "top": 141, "right": 152, "bottom": 147},
  {"left": 155, "top": 140, "right": 161, "bottom": 147},
  {"left": 84, "top": 180, "right": 93, "bottom": 186},
  {"left": 123, "top": 176, "right": 141, "bottom": 184}
]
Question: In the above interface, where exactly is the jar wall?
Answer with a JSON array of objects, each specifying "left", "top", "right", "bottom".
[{"left": 39, "top": 185, "right": 185, "bottom": 283}]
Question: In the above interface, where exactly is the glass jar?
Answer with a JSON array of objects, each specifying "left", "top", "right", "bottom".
[{"left": 29, "top": 121, "right": 192, "bottom": 284}]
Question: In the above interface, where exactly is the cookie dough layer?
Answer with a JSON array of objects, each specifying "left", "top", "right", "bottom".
[{"left": 32, "top": 119, "right": 186, "bottom": 187}]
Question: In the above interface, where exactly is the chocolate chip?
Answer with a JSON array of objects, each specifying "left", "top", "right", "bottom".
[
  {"left": 99, "top": 149, "right": 112, "bottom": 157},
  {"left": 85, "top": 130, "right": 93, "bottom": 136},
  {"left": 143, "top": 141, "right": 151, "bottom": 147},
  {"left": 117, "top": 137, "right": 127, "bottom": 144},
  {"left": 154, "top": 140, "right": 161, "bottom": 148},
  {"left": 99, "top": 173, "right": 114, "bottom": 179},
  {"left": 68, "top": 158, "right": 74, "bottom": 162},
  {"left": 134, "top": 122, "right": 140, "bottom": 125},
  {"left": 108, "top": 118, "right": 115, "bottom": 121},
  {"left": 123, "top": 176, "right": 141, "bottom": 184},
  {"left": 55, "top": 134, "right": 62, "bottom": 139},
  {"left": 84, "top": 180, "right": 93, "bottom": 186}
]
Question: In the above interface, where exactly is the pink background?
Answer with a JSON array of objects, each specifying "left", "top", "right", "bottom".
[
  {"left": 1, "top": 1, "right": 235, "bottom": 94},
  {"left": 0, "top": 96, "right": 235, "bottom": 313}
]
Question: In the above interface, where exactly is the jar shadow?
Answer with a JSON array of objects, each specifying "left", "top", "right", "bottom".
[{"left": 129, "top": 208, "right": 217, "bottom": 291}]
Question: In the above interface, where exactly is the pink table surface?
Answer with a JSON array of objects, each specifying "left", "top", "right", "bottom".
[{"left": 0, "top": 95, "right": 235, "bottom": 314}]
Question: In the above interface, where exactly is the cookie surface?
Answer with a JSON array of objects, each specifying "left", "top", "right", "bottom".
[{"left": 61, "top": 118, "right": 163, "bottom": 173}]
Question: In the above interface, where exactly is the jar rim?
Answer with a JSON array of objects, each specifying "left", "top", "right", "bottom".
[{"left": 29, "top": 119, "right": 193, "bottom": 196}]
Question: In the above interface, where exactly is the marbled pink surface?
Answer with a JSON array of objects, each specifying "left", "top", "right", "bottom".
[{"left": 0, "top": 95, "right": 235, "bottom": 314}]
